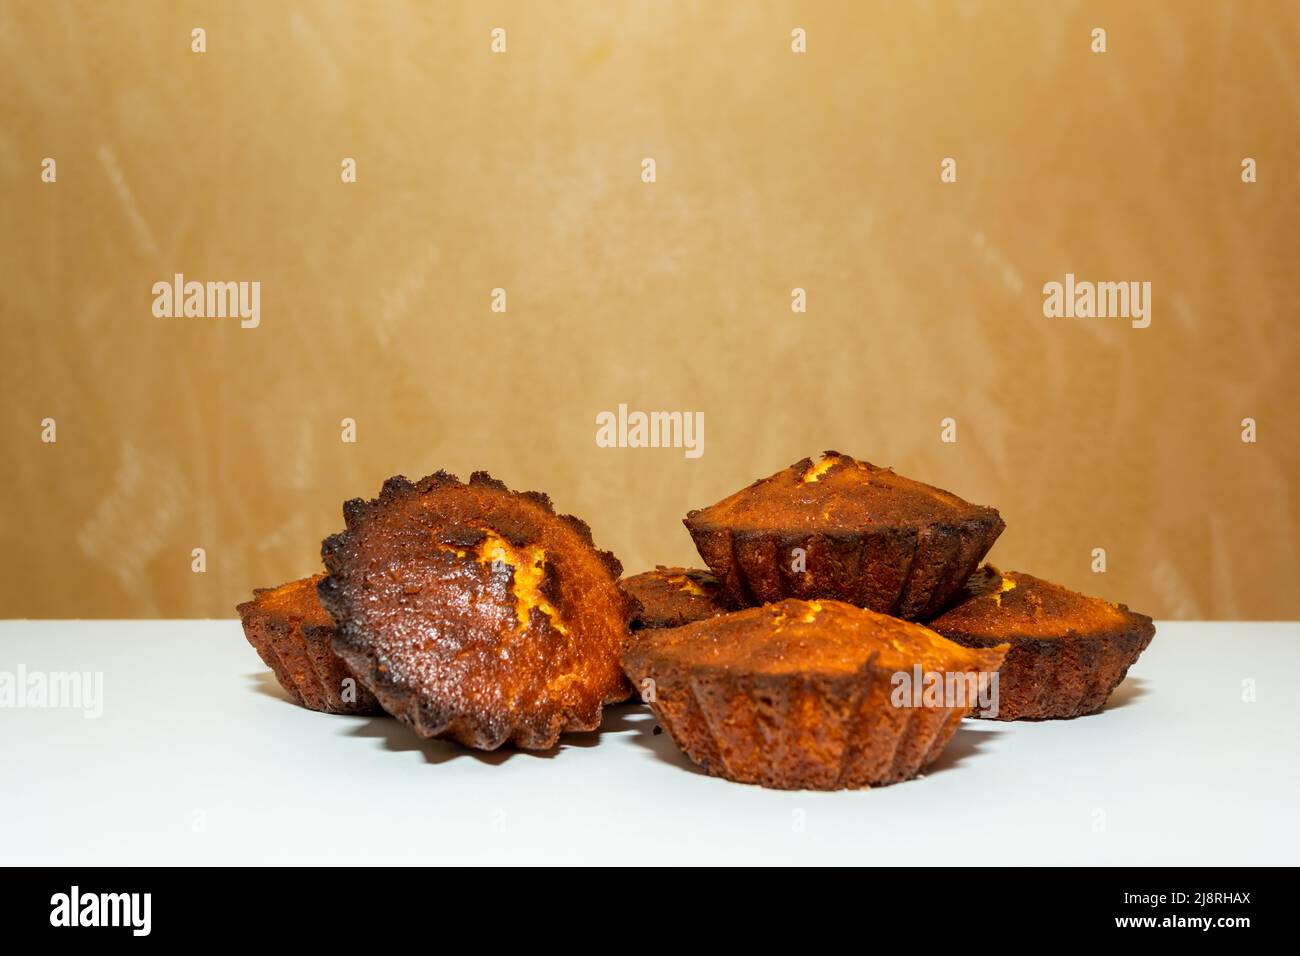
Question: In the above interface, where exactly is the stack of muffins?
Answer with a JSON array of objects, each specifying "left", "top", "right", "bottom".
[{"left": 239, "top": 453, "right": 1155, "bottom": 790}]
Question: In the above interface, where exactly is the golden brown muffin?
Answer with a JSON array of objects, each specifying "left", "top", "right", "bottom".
[
  {"left": 927, "top": 566, "right": 1156, "bottom": 720},
  {"left": 318, "top": 471, "right": 635, "bottom": 750},
  {"left": 237, "top": 575, "right": 382, "bottom": 715},
  {"left": 621, "top": 598, "right": 1007, "bottom": 789},
  {"left": 683, "top": 451, "right": 1005, "bottom": 620},
  {"left": 621, "top": 566, "right": 731, "bottom": 630}
]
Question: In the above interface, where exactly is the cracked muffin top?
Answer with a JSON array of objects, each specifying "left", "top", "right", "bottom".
[{"left": 318, "top": 471, "right": 634, "bottom": 750}]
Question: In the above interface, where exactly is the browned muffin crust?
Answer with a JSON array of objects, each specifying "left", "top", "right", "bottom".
[
  {"left": 621, "top": 598, "right": 1007, "bottom": 790},
  {"left": 927, "top": 566, "right": 1156, "bottom": 720},
  {"left": 620, "top": 566, "right": 731, "bottom": 630},
  {"left": 237, "top": 575, "right": 382, "bottom": 715},
  {"left": 318, "top": 471, "right": 635, "bottom": 750},
  {"left": 683, "top": 451, "right": 1005, "bottom": 620}
]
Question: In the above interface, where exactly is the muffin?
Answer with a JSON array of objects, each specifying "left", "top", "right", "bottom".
[
  {"left": 621, "top": 598, "right": 1007, "bottom": 789},
  {"left": 620, "top": 566, "right": 731, "bottom": 630},
  {"left": 237, "top": 574, "right": 382, "bottom": 715},
  {"left": 927, "top": 566, "right": 1155, "bottom": 720},
  {"left": 684, "top": 451, "right": 1005, "bottom": 620},
  {"left": 318, "top": 471, "right": 635, "bottom": 750}
]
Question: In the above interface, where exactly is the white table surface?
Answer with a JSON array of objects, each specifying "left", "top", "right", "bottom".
[{"left": 0, "top": 620, "right": 1295, "bottom": 866}]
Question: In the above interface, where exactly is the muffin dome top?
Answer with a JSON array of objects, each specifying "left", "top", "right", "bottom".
[
  {"left": 237, "top": 574, "right": 333, "bottom": 629},
  {"left": 620, "top": 566, "right": 730, "bottom": 629},
  {"left": 685, "top": 451, "right": 1001, "bottom": 533},
  {"left": 930, "top": 566, "right": 1153, "bottom": 642},
  {"left": 624, "top": 598, "right": 1006, "bottom": 679}
]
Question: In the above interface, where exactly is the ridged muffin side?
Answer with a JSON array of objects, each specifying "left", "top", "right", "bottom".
[{"left": 237, "top": 574, "right": 383, "bottom": 715}]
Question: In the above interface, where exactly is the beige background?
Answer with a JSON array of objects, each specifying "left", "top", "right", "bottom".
[{"left": 2, "top": 1, "right": 1297, "bottom": 619}]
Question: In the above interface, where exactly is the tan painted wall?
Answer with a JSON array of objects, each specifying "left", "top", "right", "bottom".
[{"left": 3, "top": 1, "right": 1297, "bottom": 619}]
